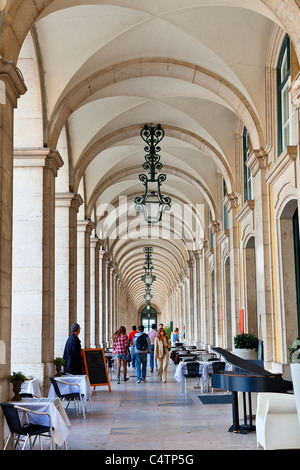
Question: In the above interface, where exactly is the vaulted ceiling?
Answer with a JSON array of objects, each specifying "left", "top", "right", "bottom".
[{"left": 16, "top": 0, "right": 282, "bottom": 312}]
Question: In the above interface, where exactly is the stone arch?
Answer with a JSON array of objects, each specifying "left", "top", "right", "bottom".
[
  {"left": 277, "top": 197, "right": 300, "bottom": 361},
  {"left": 86, "top": 164, "right": 217, "bottom": 222},
  {"left": 47, "top": 58, "right": 265, "bottom": 153}
]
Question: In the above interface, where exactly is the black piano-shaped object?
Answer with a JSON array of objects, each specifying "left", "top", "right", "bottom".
[{"left": 211, "top": 347, "right": 293, "bottom": 434}]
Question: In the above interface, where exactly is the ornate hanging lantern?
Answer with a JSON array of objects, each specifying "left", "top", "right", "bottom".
[{"left": 134, "top": 124, "right": 171, "bottom": 225}]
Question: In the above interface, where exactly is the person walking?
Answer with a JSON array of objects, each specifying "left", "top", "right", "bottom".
[
  {"left": 128, "top": 325, "right": 138, "bottom": 368},
  {"left": 63, "top": 323, "right": 83, "bottom": 375},
  {"left": 112, "top": 326, "right": 130, "bottom": 384},
  {"left": 154, "top": 327, "right": 171, "bottom": 383},
  {"left": 133, "top": 325, "right": 151, "bottom": 383},
  {"left": 148, "top": 323, "right": 158, "bottom": 372}
]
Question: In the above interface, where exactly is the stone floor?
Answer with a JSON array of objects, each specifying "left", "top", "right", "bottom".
[{"left": 65, "top": 362, "right": 260, "bottom": 451}]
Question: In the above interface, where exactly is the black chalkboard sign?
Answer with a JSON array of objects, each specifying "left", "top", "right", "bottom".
[{"left": 82, "top": 348, "right": 111, "bottom": 391}]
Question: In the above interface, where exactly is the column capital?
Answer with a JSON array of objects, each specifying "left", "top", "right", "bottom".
[
  {"left": 14, "top": 147, "right": 64, "bottom": 176},
  {"left": 99, "top": 249, "right": 107, "bottom": 260},
  {"left": 208, "top": 220, "right": 221, "bottom": 234},
  {"left": 246, "top": 148, "right": 269, "bottom": 177},
  {"left": 90, "top": 237, "right": 101, "bottom": 250},
  {"left": 290, "top": 71, "right": 300, "bottom": 110},
  {"left": 193, "top": 250, "right": 202, "bottom": 260},
  {"left": 0, "top": 58, "right": 27, "bottom": 107},
  {"left": 223, "top": 192, "right": 240, "bottom": 213},
  {"left": 77, "top": 219, "right": 95, "bottom": 234},
  {"left": 55, "top": 192, "right": 83, "bottom": 212}
]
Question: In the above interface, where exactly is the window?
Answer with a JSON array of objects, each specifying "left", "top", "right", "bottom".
[
  {"left": 209, "top": 211, "right": 213, "bottom": 248},
  {"left": 223, "top": 179, "right": 229, "bottom": 230},
  {"left": 277, "top": 35, "right": 296, "bottom": 154},
  {"left": 243, "top": 127, "right": 252, "bottom": 202}
]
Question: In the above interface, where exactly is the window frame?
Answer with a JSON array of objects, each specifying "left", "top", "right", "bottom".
[
  {"left": 277, "top": 35, "right": 296, "bottom": 155},
  {"left": 243, "top": 127, "right": 252, "bottom": 202}
]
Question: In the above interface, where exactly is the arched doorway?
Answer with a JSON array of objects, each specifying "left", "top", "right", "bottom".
[
  {"left": 245, "top": 236, "right": 258, "bottom": 337},
  {"left": 280, "top": 200, "right": 300, "bottom": 348},
  {"left": 141, "top": 306, "right": 158, "bottom": 333},
  {"left": 224, "top": 257, "right": 232, "bottom": 349}
]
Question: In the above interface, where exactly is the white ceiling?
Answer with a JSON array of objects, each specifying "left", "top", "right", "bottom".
[{"left": 22, "top": 0, "right": 281, "bottom": 312}]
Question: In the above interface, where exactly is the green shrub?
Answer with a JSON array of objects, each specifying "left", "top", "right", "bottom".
[{"left": 234, "top": 333, "right": 258, "bottom": 350}]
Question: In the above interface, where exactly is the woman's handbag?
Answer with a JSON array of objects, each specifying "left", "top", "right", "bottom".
[{"left": 126, "top": 348, "right": 131, "bottom": 363}]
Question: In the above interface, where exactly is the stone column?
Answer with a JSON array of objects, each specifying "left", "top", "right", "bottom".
[
  {"left": 90, "top": 237, "right": 101, "bottom": 348},
  {"left": 224, "top": 193, "right": 241, "bottom": 346},
  {"left": 12, "top": 148, "right": 63, "bottom": 388},
  {"left": 194, "top": 250, "right": 202, "bottom": 347},
  {"left": 187, "top": 257, "right": 195, "bottom": 343},
  {"left": 55, "top": 192, "right": 82, "bottom": 357},
  {"left": 110, "top": 266, "right": 115, "bottom": 336},
  {"left": 77, "top": 219, "right": 95, "bottom": 349},
  {"left": 105, "top": 258, "right": 111, "bottom": 346},
  {"left": 179, "top": 272, "right": 186, "bottom": 342},
  {"left": 0, "top": 59, "right": 26, "bottom": 448},
  {"left": 202, "top": 239, "right": 211, "bottom": 348},
  {"left": 247, "top": 149, "right": 273, "bottom": 362},
  {"left": 99, "top": 249, "right": 107, "bottom": 348},
  {"left": 209, "top": 220, "right": 222, "bottom": 346}
]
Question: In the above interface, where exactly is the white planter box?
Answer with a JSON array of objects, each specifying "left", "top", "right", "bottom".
[
  {"left": 234, "top": 348, "right": 258, "bottom": 360},
  {"left": 291, "top": 363, "right": 300, "bottom": 428}
]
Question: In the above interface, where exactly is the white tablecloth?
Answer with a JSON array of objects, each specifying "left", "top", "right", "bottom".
[
  {"left": 48, "top": 375, "right": 92, "bottom": 406},
  {"left": 174, "top": 361, "right": 215, "bottom": 383},
  {"left": 21, "top": 378, "right": 42, "bottom": 397},
  {"left": 4, "top": 397, "right": 71, "bottom": 447},
  {"left": 174, "top": 360, "right": 231, "bottom": 392}
]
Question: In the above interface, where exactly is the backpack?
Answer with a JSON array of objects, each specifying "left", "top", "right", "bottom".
[{"left": 136, "top": 333, "right": 147, "bottom": 351}]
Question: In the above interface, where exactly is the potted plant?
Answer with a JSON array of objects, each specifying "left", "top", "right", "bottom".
[
  {"left": 288, "top": 337, "right": 300, "bottom": 363},
  {"left": 8, "top": 371, "right": 27, "bottom": 401},
  {"left": 234, "top": 333, "right": 259, "bottom": 360},
  {"left": 290, "top": 338, "right": 300, "bottom": 429},
  {"left": 53, "top": 357, "right": 65, "bottom": 376}
]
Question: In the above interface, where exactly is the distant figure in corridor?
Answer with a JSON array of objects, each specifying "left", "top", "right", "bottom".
[
  {"left": 128, "top": 325, "right": 138, "bottom": 368},
  {"left": 173, "top": 327, "right": 180, "bottom": 345},
  {"left": 133, "top": 325, "right": 151, "bottom": 383},
  {"left": 155, "top": 327, "right": 171, "bottom": 383},
  {"left": 63, "top": 323, "right": 83, "bottom": 375},
  {"left": 112, "top": 326, "right": 129, "bottom": 384},
  {"left": 148, "top": 324, "right": 158, "bottom": 372}
]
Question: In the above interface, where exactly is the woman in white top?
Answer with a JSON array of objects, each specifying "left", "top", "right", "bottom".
[{"left": 154, "top": 327, "right": 171, "bottom": 383}]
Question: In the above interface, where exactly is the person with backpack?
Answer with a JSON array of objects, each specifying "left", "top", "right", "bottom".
[{"left": 132, "top": 325, "right": 151, "bottom": 383}]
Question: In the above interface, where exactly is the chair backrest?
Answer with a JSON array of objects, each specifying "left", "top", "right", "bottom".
[
  {"left": 183, "top": 356, "right": 196, "bottom": 361},
  {"left": 0, "top": 403, "right": 23, "bottom": 434},
  {"left": 212, "top": 361, "right": 226, "bottom": 373},
  {"left": 186, "top": 362, "right": 201, "bottom": 376},
  {"left": 49, "top": 377, "right": 62, "bottom": 397}
]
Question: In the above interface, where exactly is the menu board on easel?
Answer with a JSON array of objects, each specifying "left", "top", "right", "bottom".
[{"left": 82, "top": 348, "right": 111, "bottom": 391}]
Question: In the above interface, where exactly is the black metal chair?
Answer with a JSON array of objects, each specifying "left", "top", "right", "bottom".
[
  {"left": 183, "top": 361, "right": 202, "bottom": 393},
  {"left": 212, "top": 361, "right": 225, "bottom": 373},
  {"left": 211, "top": 361, "right": 226, "bottom": 393},
  {"left": 0, "top": 402, "right": 54, "bottom": 450},
  {"left": 49, "top": 377, "right": 86, "bottom": 418}
]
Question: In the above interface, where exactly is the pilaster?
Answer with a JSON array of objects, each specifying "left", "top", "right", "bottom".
[{"left": 12, "top": 147, "right": 63, "bottom": 391}]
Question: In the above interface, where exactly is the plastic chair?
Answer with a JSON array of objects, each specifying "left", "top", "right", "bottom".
[
  {"left": 0, "top": 402, "right": 55, "bottom": 450},
  {"left": 256, "top": 392, "right": 300, "bottom": 450},
  {"left": 183, "top": 361, "right": 202, "bottom": 393},
  {"left": 49, "top": 377, "right": 86, "bottom": 419}
]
